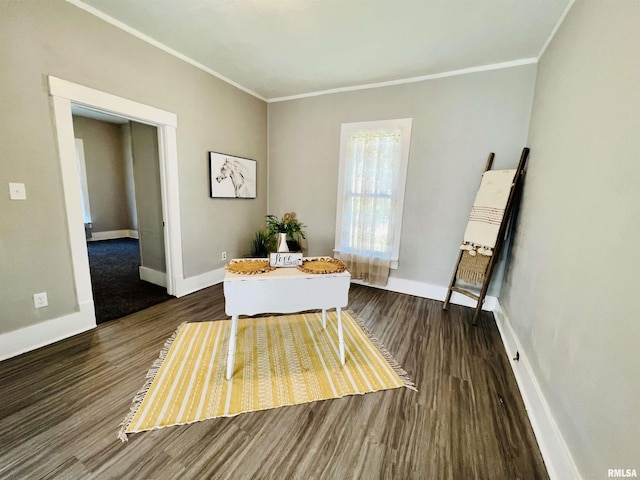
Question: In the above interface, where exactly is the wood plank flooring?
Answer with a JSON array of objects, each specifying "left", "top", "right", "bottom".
[{"left": 0, "top": 284, "right": 548, "bottom": 479}]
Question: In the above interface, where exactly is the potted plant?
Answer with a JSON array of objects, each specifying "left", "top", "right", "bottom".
[{"left": 265, "top": 212, "right": 306, "bottom": 252}]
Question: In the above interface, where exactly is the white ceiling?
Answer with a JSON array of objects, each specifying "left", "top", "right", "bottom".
[{"left": 70, "top": 0, "right": 571, "bottom": 101}]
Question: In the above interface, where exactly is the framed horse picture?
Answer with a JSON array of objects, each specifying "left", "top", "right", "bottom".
[{"left": 209, "top": 151, "right": 257, "bottom": 199}]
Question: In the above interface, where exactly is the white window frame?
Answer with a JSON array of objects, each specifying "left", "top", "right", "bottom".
[{"left": 334, "top": 118, "right": 413, "bottom": 269}]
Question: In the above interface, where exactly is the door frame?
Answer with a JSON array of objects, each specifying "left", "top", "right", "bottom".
[{"left": 49, "top": 76, "right": 183, "bottom": 325}]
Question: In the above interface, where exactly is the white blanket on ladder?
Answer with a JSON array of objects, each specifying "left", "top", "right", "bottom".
[{"left": 460, "top": 169, "right": 516, "bottom": 256}]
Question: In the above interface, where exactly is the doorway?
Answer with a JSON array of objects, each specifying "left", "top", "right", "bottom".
[
  {"left": 49, "top": 76, "right": 184, "bottom": 329},
  {"left": 72, "top": 113, "right": 173, "bottom": 322}
]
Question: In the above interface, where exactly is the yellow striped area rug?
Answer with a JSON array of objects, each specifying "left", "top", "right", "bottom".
[{"left": 118, "top": 311, "right": 416, "bottom": 441}]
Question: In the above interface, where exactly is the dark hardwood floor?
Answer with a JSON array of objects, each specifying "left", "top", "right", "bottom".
[{"left": 0, "top": 284, "right": 548, "bottom": 479}]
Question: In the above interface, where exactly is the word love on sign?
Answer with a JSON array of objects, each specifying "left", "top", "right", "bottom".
[{"left": 269, "top": 252, "right": 303, "bottom": 268}]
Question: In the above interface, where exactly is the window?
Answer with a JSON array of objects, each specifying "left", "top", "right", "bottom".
[{"left": 334, "top": 118, "right": 412, "bottom": 269}]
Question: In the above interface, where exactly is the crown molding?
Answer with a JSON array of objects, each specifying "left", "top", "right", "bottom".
[
  {"left": 267, "top": 58, "right": 538, "bottom": 103},
  {"left": 66, "top": 0, "right": 571, "bottom": 104}
]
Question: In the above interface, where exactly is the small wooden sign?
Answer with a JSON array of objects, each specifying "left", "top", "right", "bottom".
[{"left": 269, "top": 252, "right": 303, "bottom": 268}]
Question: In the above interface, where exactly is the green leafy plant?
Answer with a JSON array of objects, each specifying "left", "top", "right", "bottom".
[
  {"left": 265, "top": 212, "right": 306, "bottom": 239},
  {"left": 265, "top": 212, "right": 306, "bottom": 252}
]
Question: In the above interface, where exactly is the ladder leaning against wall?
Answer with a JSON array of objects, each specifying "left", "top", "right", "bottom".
[{"left": 443, "top": 147, "right": 529, "bottom": 325}]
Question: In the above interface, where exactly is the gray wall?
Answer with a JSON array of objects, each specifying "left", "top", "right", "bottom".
[
  {"left": 500, "top": 2, "right": 640, "bottom": 477},
  {"left": 130, "top": 122, "right": 165, "bottom": 273},
  {"left": 268, "top": 65, "right": 536, "bottom": 293},
  {"left": 72, "top": 116, "right": 134, "bottom": 233},
  {"left": 0, "top": 0, "right": 267, "bottom": 334},
  {"left": 121, "top": 124, "right": 139, "bottom": 232}
]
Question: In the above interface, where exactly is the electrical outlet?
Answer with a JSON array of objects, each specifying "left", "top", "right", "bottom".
[
  {"left": 221, "top": 251, "right": 227, "bottom": 261},
  {"left": 33, "top": 292, "right": 48, "bottom": 308},
  {"left": 9, "top": 182, "right": 26, "bottom": 200}
]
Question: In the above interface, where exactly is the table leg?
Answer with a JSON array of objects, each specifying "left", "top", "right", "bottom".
[
  {"left": 337, "top": 307, "right": 345, "bottom": 365},
  {"left": 322, "top": 309, "right": 327, "bottom": 329},
  {"left": 226, "top": 315, "right": 239, "bottom": 380}
]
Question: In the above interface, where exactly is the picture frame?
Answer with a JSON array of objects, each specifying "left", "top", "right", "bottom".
[{"left": 209, "top": 151, "right": 257, "bottom": 198}]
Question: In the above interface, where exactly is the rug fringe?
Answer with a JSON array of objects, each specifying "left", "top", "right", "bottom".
[
  {"left": 117, "top": 322, "right": 187, "bottom": 442},
  {"left": 347, "top": 310, "right": 418, "bottom": 392}
]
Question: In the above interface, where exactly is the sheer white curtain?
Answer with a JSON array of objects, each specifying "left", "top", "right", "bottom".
[{"left": 338, "top": 129, "right": 402, "bottom": 285}]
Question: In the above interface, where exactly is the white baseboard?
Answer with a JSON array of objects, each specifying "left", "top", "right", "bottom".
[
  {"left": 174, "top": 267, "right": 226, "bottom": 297},
  {"left": 139, "top": 266, "right": 167, "bottom": 288},
  {"left": 88, "top": 229, "right": 138, "bottom": 241},
  {"left": 493, "top": 301, "right": 582, "bottom": 480},
  {"left": 0, "top": 301, "right": 96, "bottom": 361},
  {"left": 352, "top": 276, "right": 496, "bottom": 311}
]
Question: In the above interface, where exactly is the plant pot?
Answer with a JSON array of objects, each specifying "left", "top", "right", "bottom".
[{"left": 277, "top": 232, "right": 289, "bottom": 253}]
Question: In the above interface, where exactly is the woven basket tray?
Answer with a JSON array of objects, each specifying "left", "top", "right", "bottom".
[
  {"left": 297, "top": 257, "right": 346, "bottom": 274},
  {"left": 225, "top": 259, "right": 275, "bottom": 275}
]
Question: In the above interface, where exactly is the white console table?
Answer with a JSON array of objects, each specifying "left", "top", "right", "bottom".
[{"left": 223, "top": 262, "right": 351, "bottom": 380}]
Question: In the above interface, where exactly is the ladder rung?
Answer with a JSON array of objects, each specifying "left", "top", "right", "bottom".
[{"left": 451, "top": 286, "right": 480, "bottom": 301}]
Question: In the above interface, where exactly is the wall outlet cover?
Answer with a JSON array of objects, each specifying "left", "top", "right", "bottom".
[
  {"left": 33, "top": 292, "right": 48, "bottom": 308},
  {"left": 9, "top": 182, "right": 26, "bottom": 200}
]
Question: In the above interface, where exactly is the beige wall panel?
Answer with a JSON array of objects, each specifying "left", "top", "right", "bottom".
[
  {"left": 121, "top": 124, "right": 138, "bottom": 231},
  {"left": 72, "top": 116, "right": 131, "bottom": 233},
  {"left": 130, "top": 121, "right": 165, "bottom": 273},
  {"left": 500, "top": 2, "right": 640, "bottom": 476}
]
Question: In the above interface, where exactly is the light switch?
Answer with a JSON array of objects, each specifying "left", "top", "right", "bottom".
[{"left": 9, "top": 183, "right": 26, "bottom": 200}]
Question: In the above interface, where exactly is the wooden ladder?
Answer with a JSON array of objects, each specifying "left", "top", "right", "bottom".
[{"left": 443, "top": 148, "right": 529, "bottom": 325}]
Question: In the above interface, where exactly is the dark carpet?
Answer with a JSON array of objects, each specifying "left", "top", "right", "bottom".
[{"left": 87, "top": 238, "right": 174, "bottom": 324}]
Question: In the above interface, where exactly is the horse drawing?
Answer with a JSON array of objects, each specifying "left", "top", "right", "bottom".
[{"left": 215, "top": 158, "right": 254, "bottom": 198}]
